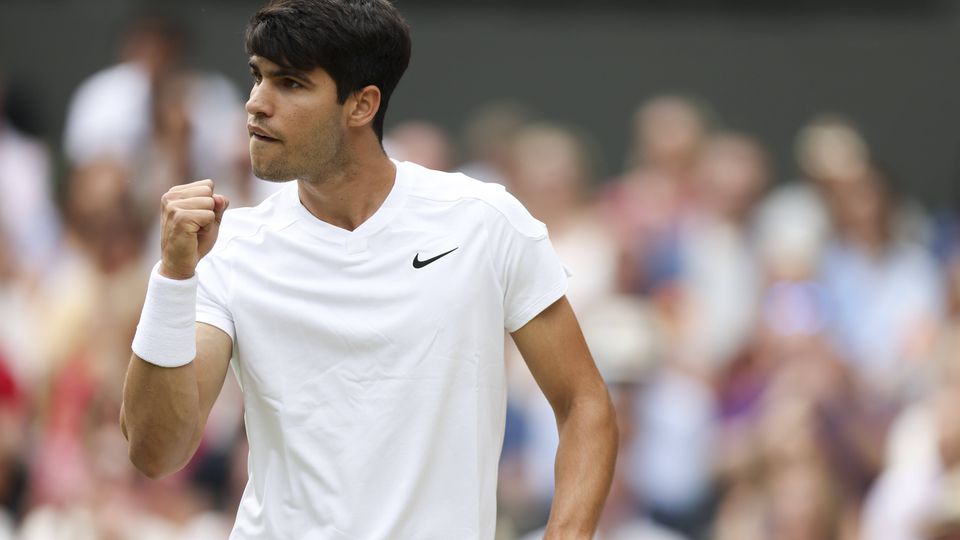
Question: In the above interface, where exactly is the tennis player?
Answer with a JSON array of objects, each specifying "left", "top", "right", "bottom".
[{"left": 120, "top": 1, "right": 617, "bottom": 538}]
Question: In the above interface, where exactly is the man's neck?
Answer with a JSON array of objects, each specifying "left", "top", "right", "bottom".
[{"left": 296, "top": 141, "right": 397, "bottom": 232}]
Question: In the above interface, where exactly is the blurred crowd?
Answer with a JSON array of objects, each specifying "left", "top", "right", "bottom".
[{"left": 1, "top": 13, "right": 959, "bottom": 540}]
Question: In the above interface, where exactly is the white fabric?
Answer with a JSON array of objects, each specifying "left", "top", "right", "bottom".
[
  {"left": 195, "top": 161, "right": 568, "bottom": 539},
  {"left": 860, "top": 403, "right": 942, "bottom": 540},
  {"left": 820, "top": 240, "right": 943, "bottom": 396},
  {"left": 0, "top": 124, "right": 60, "bottom": 270},
  {"left": 754, "top": 182, "right": 830, "bottom": 274},
  {"left": 632, "top": 369, "right": 716, "bottom": 512},
  {"left": 63, "top": 63, "right": 249, "bottom": 202},
  {"left": 132, "top": 263, "right": 198, "bottom": 368},
  {"left": 676, "top": 216, "right": 760, "bottom": 372},
  {"left": 63, "top": 62, "right": 152, "bottom": 167},
  {"left": 184, "top": 73, "right": 246, "bottom": 184}
]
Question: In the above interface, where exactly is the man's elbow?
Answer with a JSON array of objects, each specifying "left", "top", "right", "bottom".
[
  {"left": 128, "top": 443, "right": 185, "bottom": 479},
  {"left": 125, "top": 428, "right": 199, "bottom": 480},
  {"left": 563, "top": 386, "right": 619, "bottom": 442},
  {"left": 596, "top": 391, "right": 619, "bottom": 447},
  {"left": 591, "top": 388, "right": 620, "bottom": 453},
  {"left": 130, "top": 458, "right": 172, "bottom": 480}
]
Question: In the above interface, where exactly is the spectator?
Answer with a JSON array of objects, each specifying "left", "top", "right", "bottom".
[
  {"left": 458, "top": 100, "right": 534, "bottom": 185},
  {"left": 384, "top": 120, "right": 455, "bottom": 172},
  {"left": 819, "top": 165, "right": 943, "bottom": 402},
  {"left": 602, "top": 94, "right": 714, "bottom": 295},
  {"left": 671, "top": 132, "right": 770, "bottom": 377},
  {"left": 861, "top": 249, "right": 960, "bottom": 540},
  {"left": 62, "top": 15, "right": 250, "bottom": 214},
  {"left": 0, "top": 77, "right": 60, "bottom": 277}
]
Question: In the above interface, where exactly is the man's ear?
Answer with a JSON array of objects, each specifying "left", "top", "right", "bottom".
[{"left": 345, "top": 85, "right": 382, "bottom": 129}]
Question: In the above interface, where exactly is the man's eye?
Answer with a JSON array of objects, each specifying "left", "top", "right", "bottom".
[
  {"left": 250, "top": 72, "right": 262, "bottom": 84},
  {"left": 283, "top": 79, "right": 302, "bottom": 89}
]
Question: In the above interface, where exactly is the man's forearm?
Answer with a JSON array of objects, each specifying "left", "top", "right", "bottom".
[
  {"left": 121, "top": 356, "right": 203, "bottom": 479},
  {"left": 543, "top": 392, "right": 618, "bottom": 539}
]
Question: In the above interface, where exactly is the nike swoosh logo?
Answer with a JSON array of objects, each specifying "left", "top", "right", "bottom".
[{"left": 413, "top": 247, "right": 458, "bottom": 268}]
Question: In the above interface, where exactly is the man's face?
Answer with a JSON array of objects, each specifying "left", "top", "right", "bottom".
[{"left": 246, "top": 55, "right": 346, "bottom": 182}]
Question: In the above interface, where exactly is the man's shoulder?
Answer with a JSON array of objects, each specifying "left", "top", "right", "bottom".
[
  {"left": 401, "top": 160, "right": 506, "bottom": 203},
  {"left": 214, "top": 183, "right": 298, "bottom": 252},
  {"left": 400, "top": 161, "right": 545, "bottom": 239}
]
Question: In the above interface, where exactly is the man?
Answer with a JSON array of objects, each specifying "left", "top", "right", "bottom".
[{"left": 120, "top": 1, "right": 617, "bottom": 538}]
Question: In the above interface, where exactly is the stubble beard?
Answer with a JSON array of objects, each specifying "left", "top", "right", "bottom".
[
  {"left": 252, "top": 159, "right": 297, "bottom": 183},
  {"left": 251, "top": 124, "right": 345, "bottom": 184},
  {"left": 250, "top": 145, "right": 298, "bottom": 183}
]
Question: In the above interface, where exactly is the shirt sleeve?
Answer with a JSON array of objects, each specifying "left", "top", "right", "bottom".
[
  {"left": 488, "top": 191, "right": 569, "bottom": 333},
  {"left": 196, "top": 250, "right": 236, "bottom": 341}
]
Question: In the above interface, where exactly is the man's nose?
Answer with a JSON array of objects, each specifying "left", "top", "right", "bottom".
[{"left": 246, "top": 84, "right": 272, "bottom": 117}]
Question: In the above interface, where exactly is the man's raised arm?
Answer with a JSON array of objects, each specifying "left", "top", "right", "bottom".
[
  {"left": 511, "top": 296, "right": 618, "bottom": 540},
  {"left": 120, "top": 180, "right": 233, "bottom": 479}
]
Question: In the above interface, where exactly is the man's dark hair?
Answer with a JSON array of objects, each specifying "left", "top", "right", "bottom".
[{"left": 245, "top": 0, "right": 411, "bottom": 142}]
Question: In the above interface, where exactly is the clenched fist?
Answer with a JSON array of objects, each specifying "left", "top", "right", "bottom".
[{"left": 159, "top": 179, "right": 230, "bottom": 280}]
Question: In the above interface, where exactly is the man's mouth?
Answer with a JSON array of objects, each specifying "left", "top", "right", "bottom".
[{"left": 248, "top": 125, "right": 280, "bottom": 142}]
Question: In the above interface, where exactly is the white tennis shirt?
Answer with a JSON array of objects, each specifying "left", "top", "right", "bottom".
[{"left": 195, "top": 160, "right": 568, "bottom": 539}]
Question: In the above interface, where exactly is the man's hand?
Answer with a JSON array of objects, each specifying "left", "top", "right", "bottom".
[{"left": 159, "top": 179, "right": 229, "bottom": 280}]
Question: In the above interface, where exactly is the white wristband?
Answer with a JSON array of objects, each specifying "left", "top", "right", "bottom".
[{"left": 132, "top": 262, "right": 198, "bottom": 367}]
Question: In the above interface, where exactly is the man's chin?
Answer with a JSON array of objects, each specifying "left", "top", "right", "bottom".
[{"left": 252, "top": 163, "right": 297, "bottom": 183}]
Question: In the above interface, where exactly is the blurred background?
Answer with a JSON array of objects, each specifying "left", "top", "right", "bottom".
[{"left": 1, "top": 0, "right": 960, "bottom": 539}]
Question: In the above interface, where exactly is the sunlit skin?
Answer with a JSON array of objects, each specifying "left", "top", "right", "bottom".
[{"left": 245, "top": 55, "right": 395, "bottom": 231}]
